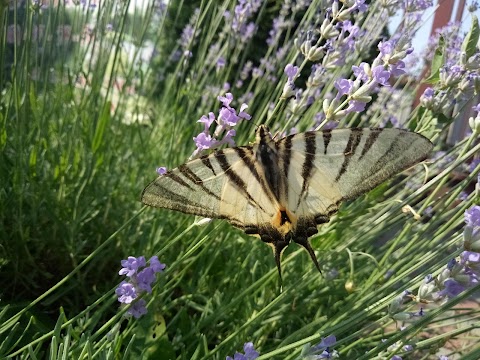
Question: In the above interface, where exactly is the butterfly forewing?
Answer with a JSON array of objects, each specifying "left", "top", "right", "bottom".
[
  {"left": 141, "top": 146, "right": 277, "bottom": 229},
  {"left": 279, "top": 128, "right": 433, "bottom": 221}
]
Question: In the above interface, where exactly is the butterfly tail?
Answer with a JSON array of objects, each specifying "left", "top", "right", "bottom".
[{"left": 295, "top": 237, "right": 322, "bottom": 274}]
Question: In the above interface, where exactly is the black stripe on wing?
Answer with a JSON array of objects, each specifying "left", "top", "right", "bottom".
[
  {"left": 335, "top": 128, "right": 363, "bottom": 182},
  {"left": 178, "top": 164, "right": 221, "bottom": 200},
  {"left": 233, "top": 147, "right": 276, "bottom": 204},
  {"left": 359, "top": 128, "right": 382, "bottom": 160},
  {"left": 281, "top": 135, "right": 293, "bottom": 196},
  {"left": 322, "top": 129, "right": 332, "bottom": 155},
  {"left": 296, "top": 133, "right": 317, "bottom": 209},
  {"left": 164, "top": 172, "right": 193, "bottom": 190},
  {"left": 201, "top": 154, "right": 217, "bottom": 176},
  {"left": 214, "top": 149, "right": 268, "bottom": 213}
]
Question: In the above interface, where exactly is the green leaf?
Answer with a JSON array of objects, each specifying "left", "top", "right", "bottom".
[
  {"left": 91, "top": 101, "right": 111, "bottom": 154},
  {"left": 461, "top": 14, "right": 479, "bottom": 60},
  {"left": 436, "top": 113, "right": 451, "bottom": 124},
  {"left": 0, "top": 113, "right": 6, "bottom": 150},
  {"left": 425, "top": 35, "right": 445, "bottom": 84}
]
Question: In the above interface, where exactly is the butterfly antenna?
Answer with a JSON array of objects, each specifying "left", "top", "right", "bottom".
[{"left": 295, "top": 238, "right": 322, "bottom": 274}]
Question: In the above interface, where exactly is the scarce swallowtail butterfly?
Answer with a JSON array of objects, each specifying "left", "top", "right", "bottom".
[{"left": 142, "top": 126, "right": 433, "bottom": 278}]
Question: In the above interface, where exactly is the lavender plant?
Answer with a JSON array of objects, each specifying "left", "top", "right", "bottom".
[{"left": 1, "top": 0, "right": 480, "bottom": 359}]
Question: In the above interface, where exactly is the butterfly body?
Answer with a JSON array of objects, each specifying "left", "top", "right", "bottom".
[{"left": 142, "top": 125, "right": 433, "bottom": 276}]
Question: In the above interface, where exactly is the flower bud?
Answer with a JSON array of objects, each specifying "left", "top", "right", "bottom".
[
  {"left": 307, "top": 46, "right": 324, "bottom": 61},
  {"left": 337, "top": 9, "right": 351, "bottom": 21},
  {"left": 320, "top": 19, "right": 339, "bottom": 39},
  {"left": 281, "top": 81, "right": 296, "bottom": 99},
  {"left": 389, "top": 51, "right": 408, "bottom": 63},
  {"left": 437, "top": 268, "right": 451, "bottom": 283},
  {"left": 323, "top": 98, "right": 330, "bottom": 114},
  {"left": 345, "top": 279, "right": 356, "bottom": 293},
  {"left": 331, "top": 1, "right": 339, "bottom": 16},
  {"left": 466, "top": 53, "right": 480, "bottom": 70},
  {"left": 417, "top": 282, "right": 437, "bottom": 301},
  {"left": 469, "top": 115, "right": 480, "bottom": 134},
  {"left": 463, "top": 225, "right": 480, "bottom": 251},
  {"left": 301, "top": 40, "right": 312, "bottom": 57}
]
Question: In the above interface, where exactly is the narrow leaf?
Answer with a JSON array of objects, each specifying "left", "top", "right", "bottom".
[
  {"left": 92, "top": 101, "right": 111, "bottom": 153},
  {"left": 425, "top": 35, "right": 445, "bottom": 84},
  {"left": 461, "top": 14, "right": 479, "bottom": 59}
]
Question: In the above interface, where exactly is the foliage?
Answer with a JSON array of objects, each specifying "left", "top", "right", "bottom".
[{"left": 0, "top": 0, "right": 479, "bottom": 359}]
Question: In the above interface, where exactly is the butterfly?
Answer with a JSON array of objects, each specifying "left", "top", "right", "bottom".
[{"left": 142, "top": 125, "right": 433, "bottom": 279}]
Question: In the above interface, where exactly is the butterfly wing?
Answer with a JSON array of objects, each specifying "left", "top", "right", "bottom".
[
  {"left": 141, "top": 146, "right": 278, "bottom": 230},
  {"left": 278, "top": 128, "right": 433, "bottom": 222}
]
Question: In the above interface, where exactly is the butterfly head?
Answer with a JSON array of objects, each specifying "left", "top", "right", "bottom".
[{"left": 255, "top": 125, "right": 274, "bottom": 144}]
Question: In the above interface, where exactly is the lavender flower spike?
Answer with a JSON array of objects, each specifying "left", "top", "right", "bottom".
[
  {"left": 116, "top": 255, "right": 167, "bottom": 319},
  {"left": 119, "top": 256, "right": 146, "bottom": 277}
]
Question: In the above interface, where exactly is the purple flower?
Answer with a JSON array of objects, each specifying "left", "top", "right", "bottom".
[
  {"left": 218, "top": 107, "right": 241, "bottom": 126},
  {"left": 472, "top": 103, "right": 480, "bottom": 113},
  {"left": 156, "top": 167, "right": 167, "bottom": 175},
  {"left": 119, "top": 256, "right": 146, "bottom": 277},
  {"left": 334, "top": 78, "right": 354, "bottom": 97},
  {"left": 193, "top": 132, "right": 217, "bottom": 151},
  {"left": 378, "top": 40, "right": 394, "bottom": 56},
  {"left": 180, "top": 24, "right": 194, "bottom": 48},
  {"left": 218, "top": 93, "right": 234, "bottom": 109},
  {"left": 391, "top": 356, "right": 402, "bottom": 360},
  {"left": 221, "top": 129, "right": 237, "bottom": 147},
  {"left": 198, "top": 112, "right": 216, "bottom": 132},
  {"left": 243, "top": 342, "right": 259, "bottom": 359},
  {"left": 441, "top": 278, "right": 466, "bottom": 297},
  {"left": 372, "top": 65, "right": 391, "bottom": 86},
  {"left": 115, "top": 281, "right": 137, "bottom": 304},
  {"left": 312, "top": 335, "right": 336, "bottom": 350},
  {"left": 117, "top": 256, "right": 166, "bottom": 318},
  {"left": 216, "top": 57, "right": 226, "bottom": 70},
  {"left": 226, "top": 342, "right": 259, "bottom": 360},
  {"left": 462, "top": 251, "right": 480, "bottom": 263},
  {"left": 422, "top": 87, "right": 434, "bottom": 99},
  {"left": 285, "top": 63, "right": 299, "bottom": 81},
  {"left": 352, "top": 62, "right": 369, "bottom": 82},
  {"left": 128, "top": 299, "right": 148, "bottom": 319},
  {"left": 238, "top": 103, "right": 252, "bottom": 120},
  {"left": 137, "top": 267, "right": 156, "bottom": 293},
  {"left": 350, "top": 0, "right": 367, "bottom": 12},
  {"left": 345, "top": 100, "right": 367, "bottom": 113},
  {"left": 390, "top": 61, "right": 406, "bottom": 76},
  {"left": 149, "top": 256, "right": 166, "bottom": 273},
  {"left": 306, "top": 335, "right": 338, "bottom": 359},
  {"left": 465, "top": 206, "right": 480, "bottom": 227},
  {"left": 323, "top": 121, "right": 338, "bottom": 130}
]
